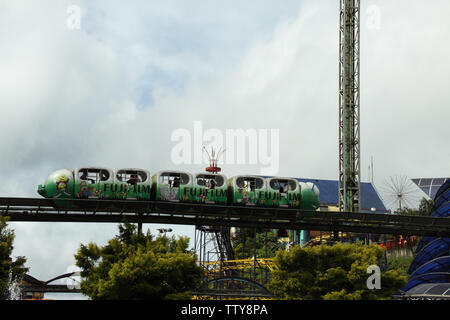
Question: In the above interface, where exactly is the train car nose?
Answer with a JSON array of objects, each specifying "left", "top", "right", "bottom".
[{"left": 38, "top": 184, "right": 46, "bottom": 197}]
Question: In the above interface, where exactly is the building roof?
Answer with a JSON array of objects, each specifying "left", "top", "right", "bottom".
[
  {"left": 401, "top": 180, "right": 450, "bottom": 293},
  {"left": 295, "top": 178, "right": 388, "bottom": 213},
  {"left": 401, "top": 282, "right": 450, "bottom": 299},
  {"left": 412, "top": 177, "right": 449, "bottom": 199}
]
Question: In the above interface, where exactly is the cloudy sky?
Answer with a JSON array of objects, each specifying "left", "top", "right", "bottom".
[{"left": 1, "top": 0, "right": 449, "bottom": 299}]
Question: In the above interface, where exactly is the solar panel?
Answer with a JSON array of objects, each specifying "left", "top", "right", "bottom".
[
  {"left": 412, "top": 178, "right": 449, "bottom": 199},
  {"left": 406, "top": 283, "right": 433, "bottom": 295},
  {"left": 426, "top": 283, "right": 450, "bottom": 295},
  {"left": 404, "top": 282, "right": 450, "bottom": 296}
]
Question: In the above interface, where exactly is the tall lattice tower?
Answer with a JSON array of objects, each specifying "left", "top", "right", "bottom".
[{"left": 339, "top": 0, "right": 361, "bottom": 213}]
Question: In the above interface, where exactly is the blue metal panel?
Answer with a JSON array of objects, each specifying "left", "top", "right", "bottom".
[
  {"left": 408, "top": 238, "right": 450, "bottom": 274},
  {"left": 433, "top": 195, "right": 449, "bottom": 215},
  {"left": 434, "top": 202, "right": 450, "bottom": 218},
  {"left": 431, "top": 181, "right": 449, "bottom": 218},
  {"left": 402, "top": 273, "right": 450, "bottom": 293},
  {"left": 409, "top": 256, "right": 450, "bottom": 279},
  {"left": 415, "top": 236, "right": 437, "bottom": 254},
  {"left": 402, "top": 180, "right": 450, "bottom": 293}
]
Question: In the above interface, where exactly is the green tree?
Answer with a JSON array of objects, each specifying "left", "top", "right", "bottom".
[
  {"left": 387, "top": 256, "right": 414, "bottom": 278},
  {"left": 395, "top": 197, "right": 434, "bottom": 216},
  {"left": 268, "top": 242, "right": 407, "bottom": 300},
  {"left": 75, "top": 222, "right": 204, "bottom": 300},
  {"left": 232, "top": 228, "right": 286, "bottom": 259},
  {"left": 0, "top": 216, "right": 28, "bottom": 300},
  {"left": 418, "top": 198, "right": 434, "bottom": 216}
]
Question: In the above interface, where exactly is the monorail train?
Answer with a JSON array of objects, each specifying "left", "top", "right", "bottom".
[{"left": 37, "top": 167, "right": 320, "bottom": 210}]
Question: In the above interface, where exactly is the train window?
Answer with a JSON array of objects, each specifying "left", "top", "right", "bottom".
[
  {"left": 78, "top": 169, "right": 100, "bottom": 184},
  {"left": 270, "top": 179, "right": 287, "bottom": 192},
  {"left": 100, "top": 170, "right": 110, "bottom": 181},
  {"left": 116, "top": 170, "right": 147, "bottom": 185},
  {"left": 160, "top": 172, "right": 190, "bottom": 187},
  {"left": 288, "top": 180, "right": 297, "bottom": 191},
  {"left": 236, "top": 177, "right": 263, "bottom": 192},
  {"left": 160, "top": 173, "right": 172, "bottom": 185},
  {"left": 196, "top": 174, "right": 224, "bottom": 189},
  {"left": 255, "top": 178, "right": 263, "bottom": 189},
  {"left": 180, "top": 173, "right": 190, "bottom": 185},
  {"left": 236, "top": 177, "right": 245, "bottom": 188},
  {"left": 269, "top": 179, "right": 297, "bottom": 192}
]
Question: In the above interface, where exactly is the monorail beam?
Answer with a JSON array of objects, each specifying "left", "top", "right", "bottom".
[{"left": 1, "top": 198, "right": 449, "bottom": 237}]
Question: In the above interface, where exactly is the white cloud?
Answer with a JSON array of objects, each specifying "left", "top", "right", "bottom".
[{"left": 0, "top": 0, "right": 449, "bottom": 297}]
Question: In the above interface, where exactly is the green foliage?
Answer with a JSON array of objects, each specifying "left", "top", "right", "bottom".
[
  {"left": 268, "top": 242, "right": 407, "bottom": 300},
  {"left": 395, "top": 197, "right": 434, "bottom": 216},
  {"left": 0, "top": 216, "right": 28, "bottom": 299},
  {"left": 418, "top": 198, "right": 434, "bottom": 216},
  {"left": 387, "top": 256, "right": 414, "bottom": 277},
  {"left": 75, "top": 222, "right": 204, "bottom": 300},
  {"left": 232, "top": 229, "right": 286, "bottom": 259}
]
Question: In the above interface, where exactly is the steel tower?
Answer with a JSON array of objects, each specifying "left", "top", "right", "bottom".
[{"left": 339, "top": 0, "right": 361, "bottom": 212}]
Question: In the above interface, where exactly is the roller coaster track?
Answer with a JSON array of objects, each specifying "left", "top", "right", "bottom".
[
  {"left": 204, "top": 258, "right": 276, "bottom": 273},
  {"left": 1, "top": 197, "right": 450, "bottom": 237}
]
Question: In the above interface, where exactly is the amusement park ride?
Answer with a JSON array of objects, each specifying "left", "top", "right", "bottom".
[
  {"left": 2, "top": 0, "right": 448, "bottom": 299},
  {"left": 339, "top": 0, "right": 361, "bottom": 214}
]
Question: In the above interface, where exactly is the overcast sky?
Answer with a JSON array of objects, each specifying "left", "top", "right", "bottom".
[{"left": 1, "top": 0, "right": 449, "bottom": 299}]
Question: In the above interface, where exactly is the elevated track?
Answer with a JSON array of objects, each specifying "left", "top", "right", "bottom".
[{"left": 1, "top": 197, "right": 449, "bottom": 237}]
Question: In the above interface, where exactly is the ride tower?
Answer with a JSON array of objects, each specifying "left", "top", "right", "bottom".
[
  {"left": 339, "top": 0, "right": 361, "bottom": 213},
  {"left": 194, "top": 146, "right": 235, "bottom": 277}
]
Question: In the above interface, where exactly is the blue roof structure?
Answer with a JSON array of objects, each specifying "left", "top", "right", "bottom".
[
  {"left": 402, "top": 273, "right": 450, "bottom": 293},
  {"left": 412, "top": 177, "right": 449, "bottom": 199},
  {"left": 295, "top": 178, "right": 388, "bottom": 213},
  {"left": 410, "top": 256, "right": 450, "bottom": 278},
  {"left": 409, "top": 238, "right": 450, "bottom": 274},
  {"left": 401, "top": 179, "right": 450, "bottom": 295},
  {"left": 400, "top": 283, "right": 450, "bottom": 299}
]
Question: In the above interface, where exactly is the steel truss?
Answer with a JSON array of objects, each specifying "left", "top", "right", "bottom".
[
  {"left": 339, "top": 0, "right": 361, "bottom": 213},
  {"left": 0, "top": 197, "right": 450, "bottom": 237}
]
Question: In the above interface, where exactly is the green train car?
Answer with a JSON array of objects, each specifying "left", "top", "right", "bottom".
[
  {"left": 38, "top": 167, "right": 151, "bottom": 200},
  {"left": 38, "top": 167, "right": 319, "bottom": 210},
  {"left": 150, "top": 171, "right": 228, "bottom": 205},
  {"left": 228, "top": 176, "right": 303, "bottom": 208}
]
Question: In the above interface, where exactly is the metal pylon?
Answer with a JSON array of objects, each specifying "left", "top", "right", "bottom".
[{"left": 339, "top": 0, "right": 361, "bottom": 213}]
